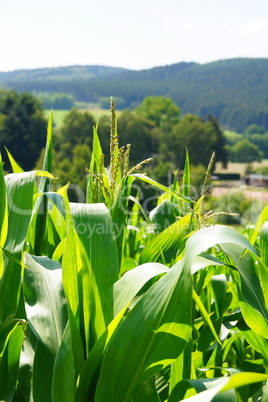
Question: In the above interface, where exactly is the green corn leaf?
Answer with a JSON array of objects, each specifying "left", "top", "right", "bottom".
[
  {"left": 42, "top": 111, "right": 53, "bottom": 175},
  {"left": 182, "top": 225, "right": 257, "bottom": 267},
  {"left": 221, "top": 245, "right": 267, "bottom": 321},
  {"left": 139, "top": 213, "right": 192, "bottom": 264},
  {"left": 182, "top": 148, "right": 190, "bottom": 199},
  {"left": 52, "top": 323, "right": 76, "bottom": 402},
  {"left": 149, "top": 199, "right": 180, "bottom": 234},
  {"left": 52, "top": 237, "right": 66, "bottom": 261},
  {"left": 16, "top": 326, "right": 36, "bottom": 402},
  {"left": 120, "top": 257, "right": 138, "bottom": 274},
  {"left": 61, "top": 198, "right": 81, "bottom": 323},
  {"left": 47, "top": 188, "right": 67, "bottom": 242},
  {"left": 259, "top": 222, "right": 268, "bottom": 310},
  {"left": 211, "top": 274, "right": 227, "bottom": 318},
  {"left": 95, "top": 225, "right": 257, "bottom": 401},
  {"left": 131, "top": 173, "right": 194, "bottom": 204},
  {"left": 23, "top": 253, "right": 68, "bottom": 402},
  {"left": 75, "top": 264, "right": 170, "bottom": 400},
  {"left": 4, "top": 171, "right": 37, "bottom": 254},
  {"left": 0, "top": 171, "right": 46, "bottom": 322},
  {"left": 0, "top": 258, "right": 23, "bottom": 323},
  {"left": 0, "top": 155, "right": 8, "bottom": 277},
  {"left": 23, "top": 254, "right": 67, "bottom": 355},
  {"left": 42, "top": 185, "right": 69, "bottom": 258},
  {"left": 0, "top": 155, "right": 8, "bottom": 248},
  {"left": 4, "top": 147, "right": 24, "bottom": 173},
  {"left": 129, "top": 194, "right": 150, "bottom": 224},
  {"left": 190, "top": 230, "right": 267, "bottom": 328},
  {"left": 170, "top": 372, "right": 268, "bottom": 401},
  {"left": 170, "top": 340, "right": 193, "bottom": 395},
  {"left": 32, "top": 341, "right": 54, "bottom": 402},
  {"left": 30, "top": 191, "right": 66, "bottom": 254},
  {"left": 0, "top": 324, "right": 25, "bottom": 402},
  {"left": 260, "top": 221, "right": 268, "bottom": 266},
  {"left": 192, "top": 289, "right": 222, "bottom": 345},
  {"left": 0, "top": 246, "right": 27, "bottom": 269},
  {"left": 249, "top": 203, "right": 268, "bottom": 246},
  {"left": 239, "top": 298, "right": 268, "bottom": 339},
  {"left": 111, "top": 175, "right": 135, "bottom": 265},
  {"left": 222, "top": 372, "right": 268, "bottom": 393},
  {"left": 191, "top": 254, "right": 228, "bottom": 275},
  {"left": 0, "top": 319, "right": 24, "bottom": 358},
  {"left": 256, "top": 259, "right": 268, "bottom": 313},
  {"left": 32, "top": 113, "right": 54, "bottom": 255},
  {"left": 42, "top": 192, "right": 66, "bottom": 218},
  {"left": 86, "top": 126, "right": 109, "bottom": 204},
  {"left": 3, "top": 170, "right": 54, "bottom": 254},
  {"left": 241, "top": 328, "right": 268, "bottom": 357},
  {"left": 70, "top": 202, "right": 119, "bottom": 333},
  {"left": 186, "top": 228, "right": 267, "bottom": 334},
  {"left": 89, "top": 126, "right": 103, "bottom": 175},
  {"left": 169, "top": 377, "right": 232, "bottom": 401},
  {"left": 52, "top": 300, "right": 84, "bottom": 401},
  {"left": 262, "top": 380, "right": 268, "bottom": 401},
  {"left": 110, "top": 262, "right": 169, "bottom": 319},
  {"left": 60, "top": 184, "right": 92, "bottom": 360},
  {"left": 95, "top": 258, "right": 193, "bottom": 401},
  {"left": 131, "top": 377, "right": 161, "bottom": 402},
  {"left": 74, "top": 329, "right": 109, "bottom": 401}
]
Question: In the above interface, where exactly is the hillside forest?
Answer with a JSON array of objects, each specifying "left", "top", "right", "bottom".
[{"left": 0, "top": 58, "right": 268, "bottom": 133}]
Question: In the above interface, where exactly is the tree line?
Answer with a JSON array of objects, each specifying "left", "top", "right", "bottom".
[
  {"left": 0, "top": 90, "right": 229, "bottom": 200},
  {"left": 2, "top": 58, "right": 268, "bottom": 132}
]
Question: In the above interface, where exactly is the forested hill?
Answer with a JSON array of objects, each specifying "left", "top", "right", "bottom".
[
  {"left": 0, "top": 65, "right": 129, "bottom": 82},
  {"left": 1, "top": 58, "right": 268, "bottom": 132}
]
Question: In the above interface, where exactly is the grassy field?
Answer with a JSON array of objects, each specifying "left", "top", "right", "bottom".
[
  {"left": 44, "top": 109, "right": 68, "bottom": 127},
  {"left": 44, "top": 108, "right": 113, "bottom": 128}
]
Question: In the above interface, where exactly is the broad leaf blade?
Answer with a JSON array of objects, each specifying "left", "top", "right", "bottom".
[
  {"left": 70, "top": 202, "right": 119, "bottom": 332},
  {"left": 0, "top": 324, "right": 25, "bottom": 402},
  {"left": 23, "top": 254, "right": 67, "bottom": 355},
  {"left": 139, "top": 213, "right": 192, "bottom": 264},
  {"left": 95, "top": 260, "right": 193, "bottom": 401},
  {"left": 111, "top": 262, "right": 169, "bottom": 319},
  {"left": 131, "top": 173, "right": 194, "bottom": 204},
  {"left": 4, "top": 147, "right": 24, "bottom": 173},
  {"left": 52, "top": 323, "right": 76, "bottom": 402}
]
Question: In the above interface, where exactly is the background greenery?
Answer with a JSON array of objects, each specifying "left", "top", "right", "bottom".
[{"left": 1, "top": 58, "right": 268, "bottom": 132}]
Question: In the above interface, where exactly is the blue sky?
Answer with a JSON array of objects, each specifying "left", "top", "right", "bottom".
[{"left": 1, "top": 0, "right": 268, "bottom": 71}]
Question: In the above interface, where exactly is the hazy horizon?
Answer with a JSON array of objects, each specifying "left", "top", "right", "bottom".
[{"left": 1, "top": 56, "right": 267, "bottom": 74}]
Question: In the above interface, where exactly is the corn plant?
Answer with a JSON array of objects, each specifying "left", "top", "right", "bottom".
[{"left": 0, "top": 102, "right": 268, "bottom": 401}]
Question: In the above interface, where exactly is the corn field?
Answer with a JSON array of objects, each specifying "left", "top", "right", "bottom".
[{"left": 0, "top": 103, "right": 268, "bottom": 401}]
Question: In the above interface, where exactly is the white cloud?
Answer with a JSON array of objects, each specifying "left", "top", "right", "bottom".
[
  {"left": 220, "top": 24, "right": 231, "bottom": 31},
  {"left": 239, "top": 20, "right": 268, "bottom": 35},
  {"left": 235, "top": 48, "right": 250, "bottom": 56},
  {"left": 182, "top": 21, "right": 194, "bottom": 29}
]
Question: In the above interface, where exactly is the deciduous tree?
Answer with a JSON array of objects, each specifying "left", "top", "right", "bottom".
[
  {"left": 0, "top": 90, "right": 47, "bottom": 170},
  {"left": 135, "top": 96, "right": 181, "bottom": 128}
]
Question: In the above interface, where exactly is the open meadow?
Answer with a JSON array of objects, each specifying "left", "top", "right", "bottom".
[{"left": 45, "top": 107, "right": 115, "bottom": 128}]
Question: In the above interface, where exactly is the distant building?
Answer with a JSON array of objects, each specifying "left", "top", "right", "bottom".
[{"left": 245, "top": 174, "right": 268, "bottom": 188}]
